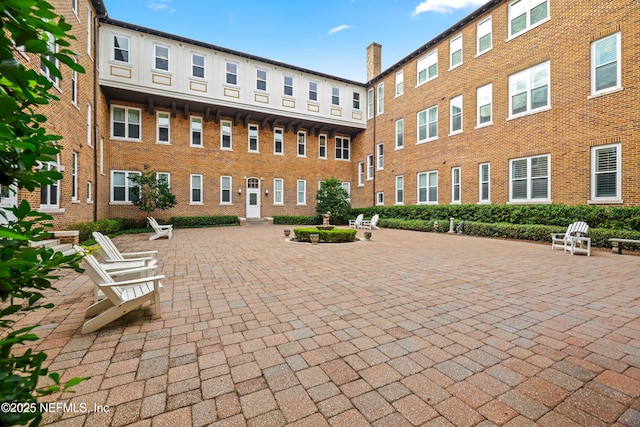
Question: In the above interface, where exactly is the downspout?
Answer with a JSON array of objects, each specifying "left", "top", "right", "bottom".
[
  {"left": 372, "top": 95, "right": 376, "bottom": 207},
  {"left": 92, "top": 10, "right": 106, "bottom": 222}
]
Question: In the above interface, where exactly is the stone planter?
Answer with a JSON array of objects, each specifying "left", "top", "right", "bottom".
[
  {"left": 364, "top": 231, "right": 372, "bottom": 241},
  {"left": 284, "top": 229, "right": 291, "bottom": 237},
  {"left": 310, "top": 233, "right": 320, "bottom": 245}
]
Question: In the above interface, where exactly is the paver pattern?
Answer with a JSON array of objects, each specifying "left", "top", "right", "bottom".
[{"left": 18, "top": 226, "right": 640, "bottom": 426}]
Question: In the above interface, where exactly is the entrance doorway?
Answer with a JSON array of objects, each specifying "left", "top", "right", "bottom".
[{"left": 245, "top": 178, "right": 261, "bottom": 219}]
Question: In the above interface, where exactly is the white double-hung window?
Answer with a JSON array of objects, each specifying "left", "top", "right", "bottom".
[
  {"left": 591, "top": 32, "right": 621, "bottom": 96},
  {"left": 112, "top": 106, "right": 141, "bottom": 140},
  {"left": 509, "top": 61, "right": 550, "bottom": 117},
  {"left": 509, "top": 154, "right": 550, "bottom": 202},
  {"left": 509, "top": 0, "right": 549, "bottom": 38},
  {"left": 590, "top": 144, "right": 621, "bottom": 203}
]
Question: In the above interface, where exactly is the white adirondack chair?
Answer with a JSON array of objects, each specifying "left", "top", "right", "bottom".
[
  {"left": 361, "top": 214, "right": 380, "bottom": 230},
  {"left": 148, "top": 217, "right": 173, "bottom": 240},
  {"left": 81, "top": 254, "right": 164, "bottom": 334},
  {"left": 551, "top": 221, "right": 591, "bottom": 256},
  {"left": 93, "top": 232, "right": 157, "bottom": 266},
  {"left": 349, "top": 214, "right": 363, "bottom": 229}
]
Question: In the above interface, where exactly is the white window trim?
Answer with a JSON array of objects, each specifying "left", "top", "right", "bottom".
[
  {"left": 417, "top": 49, "right": 438, "bottom": 87},
  {"left": 153, "top": 44, "right": 170, "bottom": 73},
  {"left": 376, "top": 192, "right": 384, "bottom": 206},
  {"left": 417, "top": 106, "right": 438, "bottom": 144},
  {"left": 40, "top": 155, "right": 63, "bottom": 211},
  {"left": 377, "top": 83, "right": 384, "bottom": 115},
  {"left": 111, "top": 105, "right": 141, "bottom": 141},
  {"left": 191, "top": 52, "right": 206, "bottom": 80},
  {"left": 335, "top": 137, "right": 350, "bottom": 161},
  {"left": 395, "top": 119, "right": 404, "bottom": 149},
  {"left": 190, "top": 116, "right": 203, "bottom": 147},
  {"left": 352, "top": 91, "right": 361, "bottom": 110},
  {"left": 358, "top": 162, "right": 364, "bottom": 187},
  {"left": 449, "top": 34, "right": 463, "bottom": 70},
  {"left": 86, "top": 9, "right": 92, "bottom": 57},
  {"left": 507, "top": 0, "right": 550, "bottom": 42},
  {"left": 86, "top": 103, "right": 92, "bottom": 146},
  {"left": 220, "top": 175, "right": 233, "bottom": 205},
  {"left": 449, "top": 95, "right": 463, "bottom": 136},
  {"left": 417, "top": 171, "right": 438, "bottom": 205},
  {"left": 273, "top": 178, "right": 284, "bottom": 205},
  {"left": 274, "top": 128, "right": 284, "bottom": 155},
  {"left": 367, "top": 88, "right": 374, "bottom": 119},
  {"left": 283, "top": 74, "right": 294, "bottom": 97},
  {"left": 220, "top": 120, "right": 233, "bottom": 150},
  {"left": 589, "top": 32, "right": 622, "bottom": 98},
  {"left": 156, "top": 111, "right": 171, "bottom": 144},
  {"left": 296, "top": 180, "right": 306, "bottom": 205},
  {"left": 395, "top": 175, "right": 404, "bottom": 205},
  {"left": 475, "top": 16, "right": 493, "bottom": 57},
  {"left": 86, "top": 181, "right": 93, "bottom": 204},
  {"left": 308, "top": 81, "right": 318, "bottom": 102},
  {"left": 248, "top": 124, "right": 259, "bottom": 153},
  {"left": 366, "top": 154, "right": 374, "bottom": 181},
  {"left": 156, "top": 172, "right": 170, "bottom": 188},
  {"left": 478, "top": 163, "right": 491, "bottom": 204},
  {"left": 190, "top": 174, "right": 203, "bottom": 205},
  {"left": 297, "top": 131, "right": 306, "bottom": 157},
  {"left": 451, "top": 167, "right": 461, "bottom": 204},
  {"left": 508, "top": 154, "right": 551, "bottom": 203},
  {"left": 508, "top": 61, "right": 551, "bottom": 120},
  {"left": 112, "top": 33, "right": 130, "bottom": 64},
  {"left": 110, "top": 170, "right": 140, "bottom": 204},
  {"left": 318, "top": 134, "right": 327, "bottom": 159},
  {"left": 395, "top": 70, "right": 404, "bottom": 97},
  {"left": 589, "top": 143, "right": 622, "bottom": 204},
  {"left": 376, "top": 143, "right": 384, "bottom": 170},
  {"left": 225, "top": 61, "right": 239, "bottom": 86},
  {"left": 476, "top": 83, "right": 493, "bottom": 128},
  {"left": 71, "top": 152, "right": 78, "bottom": 202},
  {"left": 331, "top": 86, "right": 340, "bottom": 106},
  {"left": 256, "top": 68, "right": 268, "bottom": 92},
  {"left": 71, "top": 68, "right": 78, "bottom": 106}
]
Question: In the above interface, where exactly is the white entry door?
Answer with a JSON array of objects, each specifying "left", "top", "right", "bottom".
[
  {"left": 246, "top": 178, "right": 261, "bottom": 218},
  {"left": 0, "top": 184, "right": 18, "bottom": 224}
]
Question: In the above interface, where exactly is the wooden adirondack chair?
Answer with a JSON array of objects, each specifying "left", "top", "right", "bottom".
[
  {"left": 93, "top": 232, "right": 157, "bottom": 266},
  {"left": 551, "top": 221, "right": 591, "bottom": 256},
  {"left": 361, "top": 214, "right": 379, "bottom": 230},
  {"left": 349, "top": 214, "right": 363, "bottom": 229},
  {"left": 148, "top": 217, "right": 173, "bottom": 240},
  {"left": 81, "top": 254, "right": 164, "bottom": 334}
]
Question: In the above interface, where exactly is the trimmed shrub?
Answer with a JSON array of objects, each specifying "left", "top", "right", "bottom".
[
  {"left": 292, "top": 227, "right": 357, "bottom": 242},
  {"left": 170, "top": 215, "right": 239, "bottom": 228},
  {"left": 68, "top": 218, "right": 146, "bottom": 242},
  {"left": 273, "top": 215, "right": 321, "bottom": 225}
]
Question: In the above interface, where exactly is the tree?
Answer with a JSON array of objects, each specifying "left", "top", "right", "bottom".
[
  {"left": 1, "top": 1, "right": 88, "bottom": 425},
  {"left": 129, "top": 170, "right": 177, "bottom": 217},
  {"left": 316, "top": 177, "right": 351, "bottom": 224}
]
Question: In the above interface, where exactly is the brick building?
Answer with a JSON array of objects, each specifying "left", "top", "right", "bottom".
[{"left": 4, "top": 0, "right": 639, "bottom": 227}]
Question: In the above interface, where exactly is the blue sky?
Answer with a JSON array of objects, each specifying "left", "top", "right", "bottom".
[{"left": 103, "top": 0, "right": 489, "bottom": 82}]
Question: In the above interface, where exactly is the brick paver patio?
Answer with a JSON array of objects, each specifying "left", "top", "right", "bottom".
[{"left": 21, "top": 226, "right": 640, "bottom": 426}]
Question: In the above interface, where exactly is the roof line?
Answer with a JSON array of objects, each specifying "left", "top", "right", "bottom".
[
  {"left": 99, "top": 17, "right": 366, "bottom": 88},
  {"left": 368, "top": 0, "right": 504, "bottom": 85}
]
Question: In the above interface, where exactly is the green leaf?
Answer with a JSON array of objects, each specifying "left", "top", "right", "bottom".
[
  {"left": 23, "top": 39, "right": 48, "bottom": 53},
  {"left": 0, "top": 228, "right": 28, "bottom": 240}
]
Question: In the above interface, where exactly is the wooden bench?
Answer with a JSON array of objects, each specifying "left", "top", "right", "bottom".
[{"left": 609, "top": 238, "right": 640, "bottom": 254}]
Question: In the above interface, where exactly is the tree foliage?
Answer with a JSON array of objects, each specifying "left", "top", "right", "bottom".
[
  {"left": 1, "top": 1, "right": 88, "bottom": 425},
  {"left": 129, "top": 170, "right": 177, "bottom": 215},
  {"left": 315, "top": 177, "right": 351, "bottom": 224}
]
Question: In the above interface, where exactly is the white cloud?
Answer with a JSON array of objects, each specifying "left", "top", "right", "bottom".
[
  {"left": 147, "top": 0, "right": 175, "bottom": 12},
  {"left": 412, "top": 0, "right": 487, "bottom": 15},
  {"left": 328, "top": 24, "right": 352, "bottom": 36}
]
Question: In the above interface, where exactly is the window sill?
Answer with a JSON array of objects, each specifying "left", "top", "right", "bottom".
[
  {"left": 587, "top": 198, "right": 623, "bottom": 205},
  {"left": 588, "top": 87, "right": 624, "bottom": 100},
  {"left": 111, "top": 136, "right": 142, "bottom": 142},
  {"left": 108, "top": 60, "right": 132, "bottom": 68},
  {"left": 448, "top": 130, "right": 463, "bottom": 137},
  {"left": 39, "top": 207, "right": 65, "bottom": 214},
  {"left": 190, "top": 144, "right": 204, "bottom": 148},
  {"left": 109, "top": 202, "right": 133, "bottom": 205},
  {"left": 297, "top": 155, "right": 307, "bottom": 158},
  {"left": 507, "top": 106, "right": 551, "bottom": 121},
  {"left": 156, "top": 141, "right": 171, "bottom": 145},
  {"left": 296, "top": 204, "right": 307, "bottom": 207},
  {"left": 474, "top": 47, "right": 493, "bottom": 58},
  {"left": 274, "top": 152, "right": 284, "bottom": 156},
  {"left": 189, "top": 76, "right": 208, "bottom": 83},
  {"left": 417, "top": 138, "right": 438, "bottom": 145},
  {"left": 152, "top": 69, "right": 172, "bottom": 75},
  {"left": 221, "top": 147, "right": 233, "bottom": 151},
  {"left": 71, "top": 200, "right": 80, "bottom": 204},
  {"left": 477, "top": 201, "right": 491, "bottom": 205},
  {"left": 190, "top": 202, "right": 204, "bottom": 206},
  {"left": 448, "top": 63, "right": 463, "bottom": 72},
  {"left": 475, "top": 122, "right": 493, "bottom": 129},
  {"left": 395, "top": 146, "right": 404, "bottom": 151},
  {"left": 248, "top": 151, "right": 260, "bottom": 154},
  {"left": 395, "top": 93, "right": 404, "bottom": 99},
  {"left": 507, "top": 200, "right": 551, "bottom": 205}
]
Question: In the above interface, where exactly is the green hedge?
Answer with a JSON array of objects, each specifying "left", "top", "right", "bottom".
[
  {"left": 273, "top": 215, "right": 321, "bottom": 225},
  {"left": 68, "top": 217, "right": 146, "bottom": 242},
  {"left": 379, "top": 218, "right": 640, "bottom": 249},
  {"left": 292, "top": 227, "right": 357, "bottom": 242},
  {"left": 354, "top": 204, "right": 640, "bottom": 231},
  {"left": 170, "top": 215, "right": 239, "bottom": 228}
]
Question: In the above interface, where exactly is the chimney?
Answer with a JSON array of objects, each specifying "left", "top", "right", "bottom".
[{"left": 366, "top": 42, "right": 382, "bottom": 81}]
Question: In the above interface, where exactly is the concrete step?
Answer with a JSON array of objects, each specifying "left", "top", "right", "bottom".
[
  {"left": 246, "top": 218, "right": 268, "bottom": 225},
  {"left": 52, "top": 243, "right": 76, "bottom": 256},
  {"left": 28, "top": 239, "right": 60, "bottom": 249}
]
